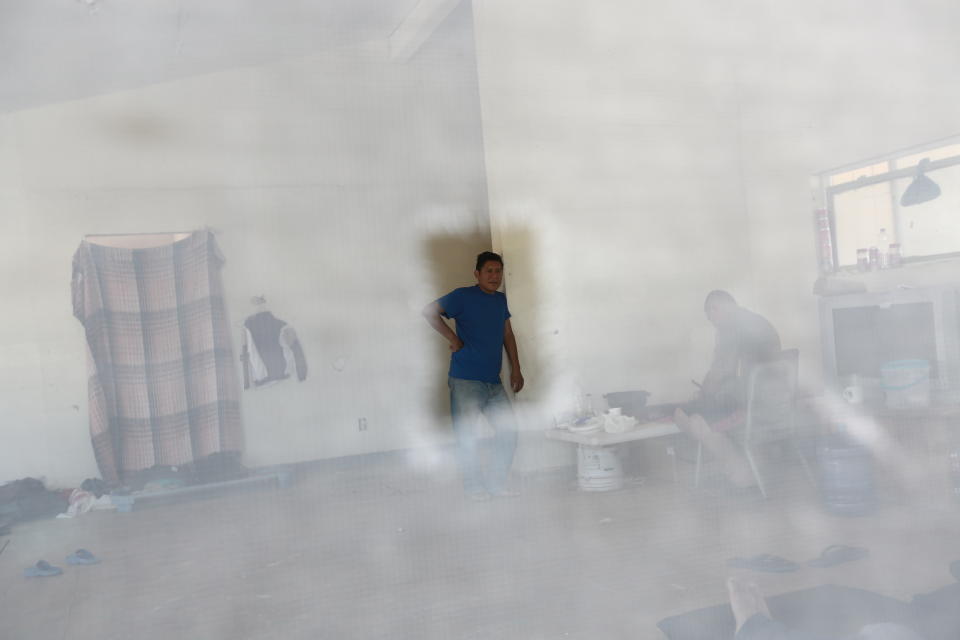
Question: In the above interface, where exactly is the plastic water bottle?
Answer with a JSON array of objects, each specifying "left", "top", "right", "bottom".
[{"left": 878, "top": 228, "right": 889, "bottom": 268}]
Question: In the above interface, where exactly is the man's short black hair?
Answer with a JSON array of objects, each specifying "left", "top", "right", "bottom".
[
  {"left": 704, "top": 289, "right": 737, "bottom": 311},
  {"left": 475, "top": 251, "right": 504, "bottom": 271}
]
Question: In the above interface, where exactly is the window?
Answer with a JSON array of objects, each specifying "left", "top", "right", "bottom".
[{"left": 818, "top": 137, "right": 960, "bottom": 269}]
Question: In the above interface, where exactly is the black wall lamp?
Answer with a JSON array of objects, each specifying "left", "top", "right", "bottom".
[{"left": 900, "top": 157, "right": 941, "bottom": 206}]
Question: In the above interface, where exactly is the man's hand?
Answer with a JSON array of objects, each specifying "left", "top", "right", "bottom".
[
  {"left": 423, "top": 301, "right": 462, "bottom": 350},
  {"left": 510, "top": 368, "right": 524, "bottom": 393}
]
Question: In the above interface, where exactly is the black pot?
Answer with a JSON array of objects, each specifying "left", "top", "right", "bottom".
[{"left": 602, "top": 390, "right": 651, "bottom": 419}]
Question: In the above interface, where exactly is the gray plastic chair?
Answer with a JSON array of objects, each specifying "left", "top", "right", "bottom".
[{"left": 695, "top": 348, "right": 813, "bottom": 498}]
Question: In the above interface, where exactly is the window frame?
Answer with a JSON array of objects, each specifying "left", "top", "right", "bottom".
[{"left": 817, "top": 135, "right": 960, "bottom": 272}]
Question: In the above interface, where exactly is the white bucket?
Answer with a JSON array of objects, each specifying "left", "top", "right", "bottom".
[
  {"left": 577, "top": 445, "right": 623, "bottom": 491},
  {"left": 880, "top": 359, "right": 931, "bottom": 409}
]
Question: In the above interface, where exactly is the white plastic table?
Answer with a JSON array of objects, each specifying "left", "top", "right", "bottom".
[
  {"left": 544, "top": 422, "right": 680, "bottom": 446},
  {"left": 544, "top": 422, "right": 681, "bottom": 491}
]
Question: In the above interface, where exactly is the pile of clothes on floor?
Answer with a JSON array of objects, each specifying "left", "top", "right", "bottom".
[
  {"left": 0, "top": 477, "right": 69, "bottom": 533},
  {"left": 57, "top": 478, "right": 114, "bottom": 519},
  {"left": 1, "top": 453, "right": 251, "bottom": 531}
]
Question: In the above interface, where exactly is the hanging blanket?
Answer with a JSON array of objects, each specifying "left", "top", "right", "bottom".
[{"left": 71, "top": 230, "right": 243, "bottom": 486}]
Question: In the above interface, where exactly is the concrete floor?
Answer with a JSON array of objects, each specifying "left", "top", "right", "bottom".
[{"left": 2, "top": 440, "right": 959, "bottom": 640}]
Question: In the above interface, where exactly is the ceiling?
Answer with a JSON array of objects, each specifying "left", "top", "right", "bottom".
[{"left": 0, "top": 0, "right": 423, "bottom": 113}]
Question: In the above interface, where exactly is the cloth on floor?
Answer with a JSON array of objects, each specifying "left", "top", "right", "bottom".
[
  {"left": 910, "top": 582, "right": 960, "bottom": 640},
  {"left": 0, "top": 477, "right": 69, "bottom": 525},
  {"left": 125, "top": 464, "right": 189, "bottom": 492},
  {"left": 57, "top": 489, "right": 94, "bottom": 518},
  {"left": 71, "top": 230, "right": 244, "bottom": 485},
  {"left": 123, "top": 455, "right": 248, "bottom": 490},
  {"left": 80, "top": 478, "right": 107, "bottom": 498},
  {"left": 186, "top": 451, "right": 249, "bottom": 484},
  {"left": 736, "top": 615, "right": 924, "bottom": 640},
  {"left": 57, "top": 489, "right": 115, "bottom": 518},
  {"left": 657, "top": 584, "right": 920, "bottom": 640},
  {"left": 241, "top": 311, "right": 308, "bottom": 388},
  {"left": 142, "top": 479, "right": 187, "bottom": 493}
]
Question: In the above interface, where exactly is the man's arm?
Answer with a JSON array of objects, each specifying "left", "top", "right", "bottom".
[
  {"left": 422, "top": 301, "right": 463, "bottom": 352},
  {"left": 504, "top": 319, "right": 524, "bottom": 393}
]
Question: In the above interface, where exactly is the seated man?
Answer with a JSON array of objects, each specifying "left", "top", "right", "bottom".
[{"left": 673, "top": 290, "right": 781, "bottom": 488}]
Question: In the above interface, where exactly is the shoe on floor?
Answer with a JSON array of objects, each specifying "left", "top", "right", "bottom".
[
  {"left": 807, "top": 545, "right": 869, "bottom": 568},
  {"left": 728, "top": 554, "right": 799, "bottom": 573},
  {"left": 24, "top": 560, "right": 63, "bottom": 578},
  {"left": 66, "top": 548, "right": 100, "bottom": 565}
]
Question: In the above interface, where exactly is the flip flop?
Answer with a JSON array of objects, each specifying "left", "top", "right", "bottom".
[
  {"left": 807, "top": 545, "right": 869, "bottom": 568},
  {"left": 23, "top": 560, "right": 63, "bottom": 577},
  {"left": 66, "top": 548, "right": 100, "bottom": 565},
  {"left": 727, "top": 554, "right": 799, "bottom": 573}
]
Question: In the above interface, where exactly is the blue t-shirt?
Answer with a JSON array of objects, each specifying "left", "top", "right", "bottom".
[{"left": 437, "top": 286, "right": 511, "bottom": 384}]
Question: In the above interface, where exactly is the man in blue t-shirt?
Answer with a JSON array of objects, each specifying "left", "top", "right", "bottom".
[{"left": 422, "top": 251, "right": 524, "bottom": 500}]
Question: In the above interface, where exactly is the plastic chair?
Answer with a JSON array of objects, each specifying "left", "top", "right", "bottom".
[{"left": 695, "top": 348, "right": 813, "bottom": 498}]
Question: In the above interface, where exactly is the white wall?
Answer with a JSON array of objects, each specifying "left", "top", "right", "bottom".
[
  {"left": 473, "top": 1, "right": 757, "bottom": 433},
  {"left": 0, "top": 4, "right": 490, "bottom": 486},
  {"left": 8, "top": 0, "right": 960, "bottom": 485},
  {"left": 733, "top": 1, "right": 960, "bottom": 390},
  {"left": 470, "top": 0, "right": 960, "bottom": 439}
]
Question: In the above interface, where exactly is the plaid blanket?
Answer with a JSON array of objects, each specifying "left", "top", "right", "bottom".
[{"left": 72, "top": 230, "right": 243, "bottom": 485}]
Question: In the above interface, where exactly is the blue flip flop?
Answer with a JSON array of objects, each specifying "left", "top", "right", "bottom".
[
  {"left": 727, "top": 554, "right": 800, "bottom": 573},
  {"left": 807, "top": 545, "right": 869, "bottom": 568},
  {"left": 23, "top": 560, "right": 63, "bottom": 577},
  {"left": 66, "top": 548, "right": 100, "bottom": 565}
]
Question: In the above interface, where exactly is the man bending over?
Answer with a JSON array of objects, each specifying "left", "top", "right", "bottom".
[{"left": 674, "top": 290, "right": 781, "bottom": 488}]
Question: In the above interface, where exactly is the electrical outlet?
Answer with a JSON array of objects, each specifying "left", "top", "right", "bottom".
[{"left": 358, "top": 417, "right": 368, "bottom": 431}]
